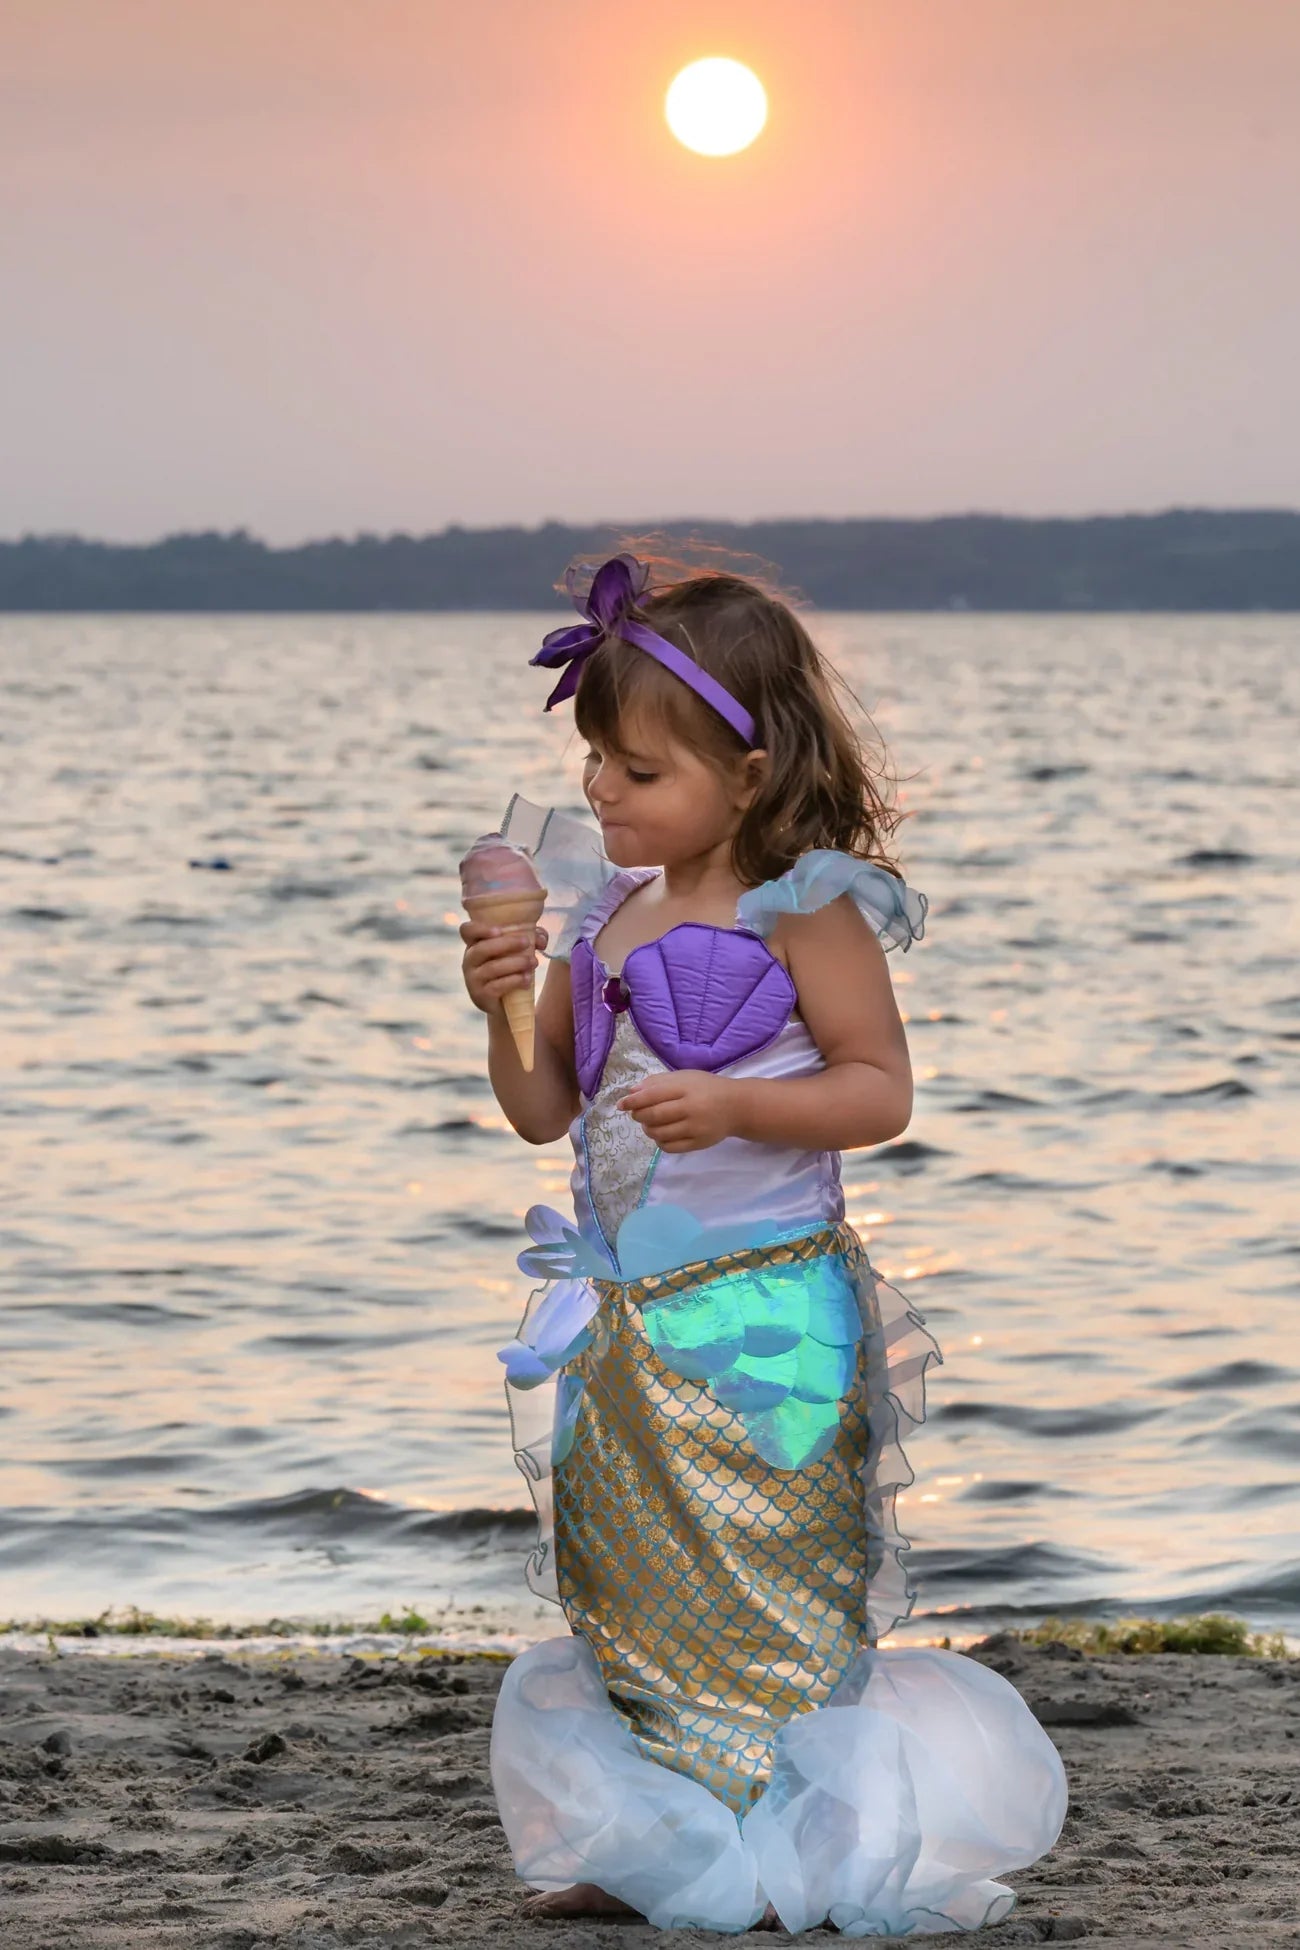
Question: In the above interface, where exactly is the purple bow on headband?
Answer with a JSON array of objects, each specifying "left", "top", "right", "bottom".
[{"left": 530, "top": 553, "right": 758, "bottom": 747}]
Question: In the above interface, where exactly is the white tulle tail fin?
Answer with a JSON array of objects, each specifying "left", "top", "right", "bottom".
[{"left": 490, "top": 1635, "right": 1068, "bottom": 1937}]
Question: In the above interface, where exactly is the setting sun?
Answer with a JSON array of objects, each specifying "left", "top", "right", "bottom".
[{"left": 665, "top": 57, "right": 768, "bottom": 157}]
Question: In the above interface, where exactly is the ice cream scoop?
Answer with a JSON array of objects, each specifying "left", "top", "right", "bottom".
[
  {"left": 459, "top": 834, "right": 548, "bottom": 1071},
  {"left": 459, "top": 835, "right": 546, "bottom": 899}
]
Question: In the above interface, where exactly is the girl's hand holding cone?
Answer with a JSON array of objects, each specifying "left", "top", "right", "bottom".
[
  {"left": 458, "top": 833, "right": 549, "bottom": 1070},
  {"left": 460, "top": 916, "right": 549, "bottom": 1058}
]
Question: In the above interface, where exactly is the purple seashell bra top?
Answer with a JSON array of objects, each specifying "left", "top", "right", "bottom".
[{"left": 571, "top": 919, "right": 798, "bottom": 1101}]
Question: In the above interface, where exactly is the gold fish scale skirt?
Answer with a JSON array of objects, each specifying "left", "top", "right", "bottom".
[{"left": 552, "top": 1220, "right": 886, "bottom": 1817}]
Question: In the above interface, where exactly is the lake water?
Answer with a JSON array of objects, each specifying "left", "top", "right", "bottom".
[{"left": 1, "top": 612, "right": 1296, "bottom": 1654}]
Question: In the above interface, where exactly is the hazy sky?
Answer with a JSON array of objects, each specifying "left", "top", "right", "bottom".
[{"left": 3, "top": 0, "right": 1298, "bottom": 541}]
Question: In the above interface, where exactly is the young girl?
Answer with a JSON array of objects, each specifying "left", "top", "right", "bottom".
[{"left": 460, "top": 553, "right": 1067, "bottom": 1937}]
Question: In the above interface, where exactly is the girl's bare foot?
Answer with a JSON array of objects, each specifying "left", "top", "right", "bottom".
[
  {"left": 521, "top": 1881, "right": 641, "bottom": 1920},
  {"left": 521, "top": 1884, "right": 793, "bottom": 1931}
]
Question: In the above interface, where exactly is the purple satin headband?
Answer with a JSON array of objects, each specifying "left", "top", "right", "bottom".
[{"left": 529, "top": 553, "right": 758, "bottom": 747}]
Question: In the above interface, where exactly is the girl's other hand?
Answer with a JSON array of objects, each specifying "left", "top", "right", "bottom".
[
  {"left": 460, "top": 919, "right": 548, "bottom": 1016},
  {"left": 618, "top": 1071, "right": 736, "bottom": 1152}
]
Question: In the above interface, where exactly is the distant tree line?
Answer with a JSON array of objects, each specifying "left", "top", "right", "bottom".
[{"left": 2, "top": 511, "right": 1299, "bottom": 610}]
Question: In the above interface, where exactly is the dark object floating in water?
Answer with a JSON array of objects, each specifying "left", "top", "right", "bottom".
[
  {"left": 962, "top": 1479, "right": 1049, "bottom": 1503},
  {"left": 871, "top": 1138, "right": 950, "bottom": 1167},
  {"left": 1023, "top": 763, "right": 1090, "bottom": 782},
  {"left": 1177, "top": 848, "right": 1256, "bottom": 868},
  {"left": 189, "top": 857, "right": 233, "bottom": 871}
]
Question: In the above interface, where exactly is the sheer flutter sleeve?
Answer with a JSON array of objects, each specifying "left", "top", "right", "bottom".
[{"left": 736, "top": 849, "right": 927, "bottom": 953}]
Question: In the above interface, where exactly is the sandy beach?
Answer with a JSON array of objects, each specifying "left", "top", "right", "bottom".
[{"left": 1, "top": 1632, "right": 1295, "bottom": 1948}]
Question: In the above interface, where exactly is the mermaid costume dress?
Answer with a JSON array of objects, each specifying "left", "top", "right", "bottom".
[{"left": 488, "top": 798, "right": 1068, "bottom": 1936}]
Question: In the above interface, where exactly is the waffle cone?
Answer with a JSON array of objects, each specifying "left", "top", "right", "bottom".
[{"left": 463, "top": 888, "right": 548, "bottom": 1071}]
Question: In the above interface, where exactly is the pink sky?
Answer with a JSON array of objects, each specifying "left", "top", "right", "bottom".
[{"left": 2, "top": 0, "right": 1297, "bottom": 540}]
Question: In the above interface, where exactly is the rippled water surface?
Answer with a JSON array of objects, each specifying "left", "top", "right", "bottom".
[{"left": 1, "top": 613, "right": 1296, "bottom": 1648}]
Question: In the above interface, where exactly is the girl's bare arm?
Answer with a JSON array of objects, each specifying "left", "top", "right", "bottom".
[{"left": 729, "top": 897, "right": 913, "bottom": 1149}]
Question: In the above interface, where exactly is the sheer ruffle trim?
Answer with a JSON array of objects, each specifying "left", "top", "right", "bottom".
[
  {"left": 736, "top": 849, "right": 928, "bottom": 954},
  {"left": 491, "top": 1634, "right": 1068, "bottom": 1936},
  {"left": 856, "top": 1258, "right": 944, "bottom": 1643},
  {"left": 500, "top": 1278, "right": 586, "bottom": 1606},
  {"left": 498, "top": 794, "right": 617, "bottom": 963}
]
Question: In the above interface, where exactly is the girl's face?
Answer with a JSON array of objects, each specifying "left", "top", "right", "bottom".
[{"left": 582, "top": 714, "right": 760, "bottom": 871}]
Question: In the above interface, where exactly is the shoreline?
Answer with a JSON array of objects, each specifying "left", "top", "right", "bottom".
[
  {"left": 1, "top": 1631, "right": 1296, "bottom": 1947},
  {"left": 3, "top": 1606, "right": 1294, "bottom": 1664}
]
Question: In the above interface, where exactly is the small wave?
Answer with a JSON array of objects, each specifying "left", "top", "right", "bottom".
[
  {"left": 960, "top": 1480, "right": 1079, "bottom": 1503},
  {"left": 268, "top": 877, "right": 345, "bottom": 901},
  {"left": 1159, "top": 1077, "right": 1254, "bottom": 1103},
  {"left": 1176, "top": 1556, "right": 1300, "bottom": 1612},
  {"left": 1224, "top": 1480, "right": 1296, "bottom": 1508},
  {"left": 953, "top": 1090, "right": 1045, "bottom": 1113},
  {"left": 1158, "top": 1359, "right": 1292, "bottom": 1393},
  {"left": 207, "top": 1487, "right": 537, "bottom": 1540},
  {"left": 41, "top": 1295, "right": 208, "bottom": 1323},
  {"left": 453, "top": 1216, "right": 525, "bottom": 1241},
  {"left": 1213, "top": 1415, "right": 1300, "bottom": 1464},
  {"left": 346, "top": 911, "right": 440, "bottom": 940},
  {"left": 59, "top": 1451, "right": 211, "bottom": 1479},
  {"left": 253, "top": 1331, "right": 368, "bottom": 1351},
  {"left": 412, "top": 1506, "right": 537, "bottom": 1537},
  {"left": 958, "top": 1170, "right": 1101, "bottom": 1194},
  {"left": 910, "top": 1539, "right": 1122, "bottom": 1591},
  {"left": 948, "top": 850, "right": 1021, "bottom": 871},
  {"left": 936, "top": 1400, "right": 1161, "bottom": 1438},
  {"left": 127, "top": 910, "right": 211, "bottom": 930},
  {"left": 1082, "top": 1078, "right": 1253, "bottom": 1111}
]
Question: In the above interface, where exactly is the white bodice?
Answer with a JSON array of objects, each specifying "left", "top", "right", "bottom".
[{"left": 568, "top": 1008, "right": 846, "bottom": 1271}]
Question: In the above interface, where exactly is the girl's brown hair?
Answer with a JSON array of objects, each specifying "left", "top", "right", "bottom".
[{"left": 565, "top": 538, "right": 904, "bottom": 888}]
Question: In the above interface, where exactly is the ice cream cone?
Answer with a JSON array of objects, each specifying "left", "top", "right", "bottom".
[{"left": 463, "top": 888, "right": 548, "bottom": 1070}]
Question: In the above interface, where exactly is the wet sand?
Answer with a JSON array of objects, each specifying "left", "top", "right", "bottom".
[{"left": 1, "top": 1633, "right": 1296, "bottom": 1948}]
